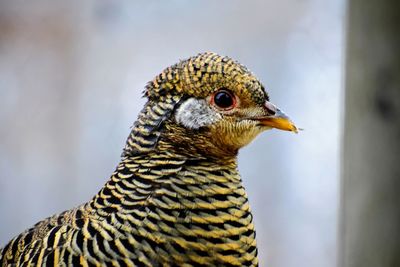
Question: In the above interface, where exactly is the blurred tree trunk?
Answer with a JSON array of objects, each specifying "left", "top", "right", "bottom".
[{"left": 341, "top": 0, "right": 400, "bottom": 266}]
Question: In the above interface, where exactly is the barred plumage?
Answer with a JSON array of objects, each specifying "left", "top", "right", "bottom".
[{"left": 1, "top": 52, "right": 297, "bottom": 266}]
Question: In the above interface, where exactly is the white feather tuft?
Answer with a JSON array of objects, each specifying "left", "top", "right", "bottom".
[{"left": 175, "top": 98, "right": 221, "bottom": 129}]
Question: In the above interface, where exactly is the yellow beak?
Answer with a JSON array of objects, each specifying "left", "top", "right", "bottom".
[{"left": 257, "top": 102, "right": 298, "bottom": 133}]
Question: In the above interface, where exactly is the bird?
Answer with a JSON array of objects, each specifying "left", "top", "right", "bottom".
[{"left": 0, "top": 52, "right": 297, "bottom": 267}]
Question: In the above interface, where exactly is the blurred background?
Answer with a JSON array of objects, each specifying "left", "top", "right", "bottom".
[{"left": 0, "top": 1, "right": 344, "bottom": 266}]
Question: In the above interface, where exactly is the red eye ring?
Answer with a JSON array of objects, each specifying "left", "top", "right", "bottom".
[{"left": 211, "top": 89, "right": 237, "bottom": 110}]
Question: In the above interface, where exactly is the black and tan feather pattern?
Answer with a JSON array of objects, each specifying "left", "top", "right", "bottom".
[
  {"left": 1, "top": 52, "right": 297, "bottom": 266},
  {"left": 123, "top": 95, "right": 182, "bottom": 156},
  {"left": 1, "top": 155, "right": 257, "bottom": 266}
]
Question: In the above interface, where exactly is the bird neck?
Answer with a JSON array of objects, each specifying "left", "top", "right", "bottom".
[
  {"left": 88, "top": 151, "right": 241, "bottom": 217},
  {"left": 86, "top": 150, "right": 257, "bottom": 266}
]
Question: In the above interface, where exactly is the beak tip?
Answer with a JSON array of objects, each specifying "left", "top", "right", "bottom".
[{"left": 289, "top": 124, "right": 299, "bottom": 134}]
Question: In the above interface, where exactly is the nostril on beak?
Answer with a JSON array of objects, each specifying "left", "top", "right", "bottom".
[{"left": 264, "top": 101, "right": 277, "bottom": 116}]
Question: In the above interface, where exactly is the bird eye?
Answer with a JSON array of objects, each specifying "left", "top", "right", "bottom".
[{"left": 212, "top": 90, "right": 236, "bottom": 110}]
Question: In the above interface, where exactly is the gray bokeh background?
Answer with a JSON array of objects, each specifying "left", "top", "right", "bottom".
[{"left": 0, "top": 1, "right": 344, "bottom": 266}]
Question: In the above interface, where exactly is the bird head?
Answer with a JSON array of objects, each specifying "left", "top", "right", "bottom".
[{"left": 124, "top": 52, "right": 297, "bottom": 158}]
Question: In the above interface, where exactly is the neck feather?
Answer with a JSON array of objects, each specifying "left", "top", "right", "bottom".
[
  {"left": 88, "top": 151, "right": 240, "bottom": 217},
  {"left": 122, "top": 95, "right": 181, "bottom": 157}
]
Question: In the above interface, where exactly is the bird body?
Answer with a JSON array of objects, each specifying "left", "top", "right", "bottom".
[{"left": 0, "top": 52, "right": 297, "bottom": 266}]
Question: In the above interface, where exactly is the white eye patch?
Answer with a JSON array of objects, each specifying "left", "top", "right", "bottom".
[{"left": 175, "top": 98, "right": 222, "bottom": 129}]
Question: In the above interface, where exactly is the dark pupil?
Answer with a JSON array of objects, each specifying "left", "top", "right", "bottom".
[{"left": 214, "top": 91, "right": 233, "bottom": 108}]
